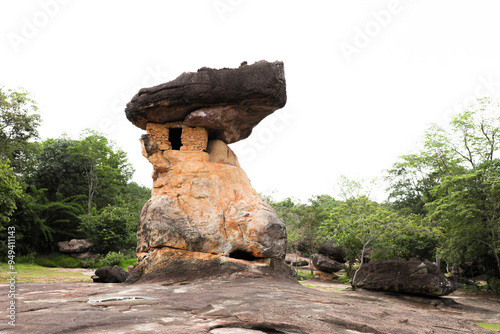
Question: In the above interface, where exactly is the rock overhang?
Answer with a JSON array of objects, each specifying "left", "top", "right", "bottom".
[{"left": 125, "top": 60, "right": 287, "bottom": 144}]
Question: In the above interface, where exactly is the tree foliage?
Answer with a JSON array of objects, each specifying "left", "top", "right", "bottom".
[
  {"left": 266, "top": 195, "right": 335, "bottom": 256},
  {"left": 67, "top": 130, "right": 134, "bottom": 214},
  {"left": 0, "top": 159, "right": 22, "bottom": 229},
  {"left": 426, "top": 161, "right": 500, "bottom": 275},
  {"left": 387, "top": 97, "right": 500, "bottom": 276},
  {"left": 0, "top": 87, "right": 41, "bottom": 176},
  {"left": 79, "top": 205, "right": 137, "bottom": 254}
]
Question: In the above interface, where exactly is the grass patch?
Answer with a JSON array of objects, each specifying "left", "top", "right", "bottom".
[
  {"left": 34, "top": 253, "right": 81, "bottom": 268},
  {"left": 297, "top": 270, "right": 315, "bottom": 281},
  {"left": 0, "top": 263, "right": 92, "bottom": 283},
  {"left": 477, "top": 322, "right": 500, "bottom": 331}
]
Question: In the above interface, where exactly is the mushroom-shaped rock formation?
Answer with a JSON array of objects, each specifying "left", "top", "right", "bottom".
[
  {"left": 125, "top": 61, "right": 295, "bottom": 283},
  {"left": 125, "top": 60, "right": 286, "bottom": 144}
]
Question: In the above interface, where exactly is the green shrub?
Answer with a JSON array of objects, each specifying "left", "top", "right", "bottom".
[
  {"left": 487, "top": 277, "right": 500, "bottom": 294},
  {"left": 118, "top": 258, "right": 137, "bottom": 270},
  {"left": 17, "top": 253, "right": 36, "bottom": 264},
  {"left": 463, "top": 281, "right": 486, "bottom": 294},
  {"left": 79, "top": 206, "right": 136, "bottom": 254},
  {"left": 338, "top": 275, "right": 351, "bottom": 285},
  {"left": 79, "top": 256, "right": 99, "bottom": 268},
  {"left": 99, "top": 251, "right": 125, "bottom": 267}
]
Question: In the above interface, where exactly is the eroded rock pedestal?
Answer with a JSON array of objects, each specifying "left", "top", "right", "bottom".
[{"left": 125, "top": 61, "right": 295, "bottom": 283}]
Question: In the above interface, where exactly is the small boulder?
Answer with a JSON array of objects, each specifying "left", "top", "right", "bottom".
[
  {"left": 285, "top": 254, "right": 309, "bottom": 267},
  {"left": 57, "top": 239, "right": 92, "bottom": 253},
  {"left": 312, "top": 253, "right": 343, "bottom": 273},
  {"left": 318, "top": 241, "right": 346, "bottom": 263},
  {"left": 354, "top": 259, "right": 456, "bottom": 296},
  {"left": 92, "top": 265, "right": 129, "bottom": 283}
]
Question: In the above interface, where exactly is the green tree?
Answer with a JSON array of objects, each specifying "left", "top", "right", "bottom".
[
  {"left": 386, "top": 97, "right": 500, "bottom": 276},
  {"left": 372, "top": 213, "right": 440, "bottom": 261},
  {"left": 68, "top": 130, "right": 133, "bottom": 214},
  {"left": 387, "top": 97, "right": 500, "bottom": 215},
  {"left": 8, "top": 186, "right": 86, "bottom": 253},
  {"left": 266, "top": 195, "right": 335, "bottom": 256},
  {"left": 0, "top": 159, "right": 22, "bottom": 230},
  {"left": 426, "top": 160, "right": 500, "bottom": 275},
  {"left": 321, "top": 196, "right": 394, "bottom": 288},
  {"left": 32, "top": 137, "right": 88, "bottom": 202},
  {"left": 0, "top": 87, "right": 41, "bottom": 176}
]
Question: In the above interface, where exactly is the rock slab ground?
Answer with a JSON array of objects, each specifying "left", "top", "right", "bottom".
[{"left": 1, "top": 278, "right": 498, "bottom": 333}]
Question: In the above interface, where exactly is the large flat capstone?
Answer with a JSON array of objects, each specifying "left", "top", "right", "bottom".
[{"left": 125, "top": 60, "right": 287, "bottom": 143}]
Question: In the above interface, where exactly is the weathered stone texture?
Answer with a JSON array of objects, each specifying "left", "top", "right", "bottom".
[
  {"left": 125, "top": 60, "right": 287, "bottom": 144},
  {"left": 92, "top": 265, "right": 129, "bottom": 283},
  {"left": 131, "top": 132, "right": 291, "bottom": 283},
  {"left": 146, "top": 122, "right": 171, "bottom": 150},
  {"left": 312, "top": 253, "right": 344, "bottom": 273},
  {"left": 354, "top": 259, "right": 456, "bottom": 296},
  {"left": 180, "top": 126, "right": 208, "bottom": 151},
  {"left": 126, "top": 61, "right": 290, "bottom": 283},
  {"left": 57, "top": 239, "right": 92, "bottom": 253},
  {"left": 207, "top": 139, "right": 240, "bottom": 167}
]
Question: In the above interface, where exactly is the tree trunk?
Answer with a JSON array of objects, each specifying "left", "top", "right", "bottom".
[
  {"left": 87, "top": 186, "right": 92, "bottom": 215},
  {"left": 87, "top": 172, "right": 94, "bottom": 215},
  {"left": 352, "top": 245, "right": 366, "bottom": 291},
  {"left": 495, "top": 251, "right": 500, "bottom": 277}
]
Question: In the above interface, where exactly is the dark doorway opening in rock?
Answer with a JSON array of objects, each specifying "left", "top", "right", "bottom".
[
  {"left": 169, "top": 128, "right": 183, "bottom": 150},
  {"left": 229, "top": 250, "right": 258, "bottom": 261}
]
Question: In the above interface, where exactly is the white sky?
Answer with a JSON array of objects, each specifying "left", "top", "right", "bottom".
[{"left": 2, "top": 0, "right": 500, "bottom": 203}]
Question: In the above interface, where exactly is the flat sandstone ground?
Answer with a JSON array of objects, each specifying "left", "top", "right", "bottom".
[{"left": 1, "top": 277, "right": 499, "bottom": 333}]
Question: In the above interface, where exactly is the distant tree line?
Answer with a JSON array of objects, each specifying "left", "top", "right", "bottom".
[
  {"left": 2, "top": 87, "right": 499, "bottom": 282},
  {"left": 0, "top": 87, "right": 150, "bottom": 256},
  {"left": 267, "top": 97, "right": 500, "bottom": 281}
]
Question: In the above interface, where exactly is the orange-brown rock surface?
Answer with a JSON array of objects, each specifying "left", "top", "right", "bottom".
[{"left": 125, "top": 61, "right": 293, "bottom": 283}]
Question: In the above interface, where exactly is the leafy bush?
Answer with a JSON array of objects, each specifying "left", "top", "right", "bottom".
[
  {"left": 79, "top": 256, "right": 99, "bottom": 268},
  {"left": 79, "top": 205, "right": 136, "bottom": 254},
  {"left": 99, "top": 251, "right": 125, "bottom": 267},
  {"left": 487, "top": 277, "right": 500, "bottom": 294},
  {"left": 118, "top": 258, "right": 137, "bottom": 271},
  {"left": 338, "top": 275, "right": 351, "bottom": 285},
  {"left": 17, "top": 253, "right": 36, "bottom": 264}
]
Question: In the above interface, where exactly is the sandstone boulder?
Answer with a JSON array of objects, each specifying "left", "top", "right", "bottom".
[
  {"left": 312, "top": 253, "right": 344, "bottom": 273},
  {"left": 285, "top": 254, "right": 310, "bottom": 267},
  {"left": 127, "top": 148, "right": 293, "bottom": 283},
  {"left": 92, "top": 265, "right": 129, "bottom": 283},
  {"left": 125, "top": 61, "right": 292, "bottom": 284},
  {"left": 57, "top": 239, "right": 92, "bottom": 253},
  {"left": 125, "top": 60, "right": 287, "bottom": 144},
  {"left": 354, "top": 259, "right": 456, "bottom": 296},
  {"left": 318, "top": 240, "right": 346, "bottom": 263}
]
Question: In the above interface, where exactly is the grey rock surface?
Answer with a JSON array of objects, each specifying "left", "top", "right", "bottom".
[
  {"left": 125, "top": 60, "right": 287, "bottom": 143},
  {"left": 2, "top": 278, "right": 495, "bottom": 333},
  {"left": 354, "top": 259, "right": 456, "bottom": 296}
]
